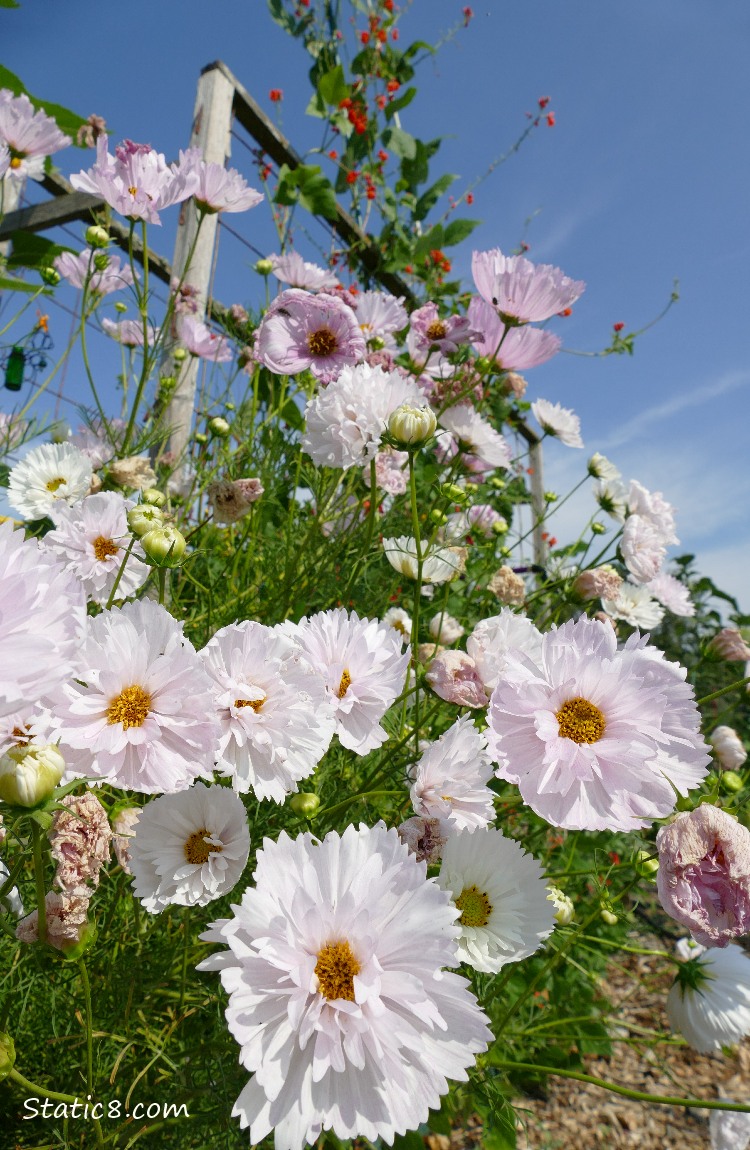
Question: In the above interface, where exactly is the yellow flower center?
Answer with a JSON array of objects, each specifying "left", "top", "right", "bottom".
[
  {"left": 425, "top": 319, "right": 448, "bottom": 342},
  {"left": 337, "top": 669, "right": 352, "bottom": 699},
  {"left": 10, "top": 156, "right": 22, "bottom": 170},
  {"left": 306, "top": 327, "right": 338, "bottom": 357},
  {"left": 235, "top": 695, "right": 265, "bottom": 713},
  {"left": 128, "top": 185, "right": 138, "bottom": 197},
  {"left": 107, "top": 685, "right": 152, "bottom": 729},
  {"left": 93, "top": 535, "right": 119, "bottom": 562},
  {"left": 45, "top": 476, "right": 67, "bottom": 493},
  {"left": 184, "top": 828, "right": 222, "bottom": 866},
  {"left": 556, "top": 697, "right": 606, "bottom": 744},
  {"left": 314, "top": 940, "right": 360, "bottom": 1001},
  {"left": 455, "top": 884, "right": 493, "bottom": 928}
]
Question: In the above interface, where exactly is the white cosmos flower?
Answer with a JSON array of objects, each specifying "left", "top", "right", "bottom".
[
  {"left": 602, "top": 581, "right": 666, "bottom": 630},
  {"left": 487, "top": 615, "right": 710, "bottom": 832},
  {"left": 710, "top": 1108, "right": 750, "bottom": 1150},
  {"left": 0, "top": 521, "right": 86, "bottom": 718},
  {"left": 438, "top": 404, "right": 511, "bottom": 470},
  {"left": 198, "top": 823, "right": 491, "bottom": 1150},
  {"left": 129, "top": 782, "right": 250, "bottom": 911},
  {"left": 466, "top": 609, "right": 543, "bottom": 696},
  {"left": 629, "top": 479, "right": 679, "bottom": 545},
  {"left": 383, "top": 535, "right": 467, "bottom": 584},
  {"left": 438, "top": 828, "right": 555, "bottom": 972},
  {"left": 290, "top": 608, "right": 409, "bottom": 755},
  {"left": 42, "top": 491, "right": 149, "bottom": 604},
  {"left": 531, "top": 398, "right": 583, "bottom": 448},
  {"left": 410, "top": 716, "right": 496, "bottom": 830},
  {"left": 382, "top": 607, "right": 412, "bottom": 645},
  {"left": 49, "top": 599, "right": 219, "bottom": 794},
  {"left": 594, "top": 477, "right": 628, "bottom": 522},
  {"left": 645, "top": 571, "right": 695, "bottom": 617},
  {"left": 668, "top": 942, "right": 750, "bottom": 1053},
  {"left": 621, "top": 514, "right": 666, "bottom": 583},
  {"left": 8, "top": 442, "right": 93, "bottom": 521},
  {"left": 428, "top": 611, "right": 464, "bottom": 644},
  {"left": 199, "top": 621, "right": 335, "bottom": 803}
]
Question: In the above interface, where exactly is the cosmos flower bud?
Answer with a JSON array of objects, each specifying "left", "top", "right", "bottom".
[
  {"left": 85, "top": 224, "right": 109, "bottom": 249},
  {"left": 39, "top": 266, "right": 61, "bottom": 287},
  {"left": 708, "top": 628, "right": 750, "bottom": 662},
  {"left": 710, "top": 726, "right": 747, "bottom": 771},
  {"left": 600, "top": 907, "right": 618, "bottom": 926},
  {"left": 634, "top": 849, "right": 659, "bottom": 878},
  {"left": 140, "top": 526, "right": 187, "bottom": 567},
  {"left": 194, "top": 431, "right": 208, "bottom": 445},
  {"left": 255, "top": 257, "right": 274, "bottom": 276},
  {"left": 0, "top": 745, "right": 65, "bottom": 808},
  {"left": 722, "top": 771, "right": 744, "bottom": 794},
  {"left": 547, "top": 887, "right": 574, "bottom": 925},
  {"left": 440, "top": 482, "right": 468, "bottom": 503},
  {"left": 289, "top": 792, "right": 320, "bottom": 818},
  {"left": 388, "top": 403, "right": 437, "bottom": 447},
  {"left": 127, "top": 505, "right": 164, "bottom": 537},
  {"left": 0, "top": 1033, "right": 15, "bottom": 1082},
  {"left": 114, "top": 300, "right": 128, "bottom": 313},
  {"left": 429, "top": 508, "right": 448, "bottom": 526},
  {"left": 142, "top": 487, "right": 167, "bottom": 508},
  {"left": 208, "top": 416, "right": 231, "bottom": 438},
  {"left": 591, "top": 521, "right": 606, "bottom": 534},
  {"left": 173, "top": 347, "right": 188, "bottom": 362}
]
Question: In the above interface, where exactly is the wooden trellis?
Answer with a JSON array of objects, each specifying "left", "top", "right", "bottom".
[{"left": 0, "top": 60, "right": 546, "bottom": 563}]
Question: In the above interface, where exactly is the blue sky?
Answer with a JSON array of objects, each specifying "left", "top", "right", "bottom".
[{"left": 2, "top": 0, "right": 749, "bottom": 609}]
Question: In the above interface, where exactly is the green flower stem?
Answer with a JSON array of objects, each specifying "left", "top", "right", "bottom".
[
  {"left": 8, "top": 1066, "right": 79, "bottom": 1104},
  {"left": 105, "top": 537, "right": 136, "bottom": 611},
  {"left": 178, "top": 908, "right": 190, "bottom": 1015},
  {"left": 575, "top": 934, "right": 675, "bottom": 962},
  {"left": 408, "top": 452, "right": 423, "bottom": 754},
  {"left": 697, "top": 676, "right": 750, "bottom": 707},
  {"left": 30, "top": 820, "right": 47, "bottom": 946},
  {"left": 490, "top": 1059, "right": 750, "bottom": 1113},
  {"left": 78, "top": 958, "right": 94, "bottom": 1098},
  {"left": 316, "top": 790, "right": 406, "bottom": 824}
]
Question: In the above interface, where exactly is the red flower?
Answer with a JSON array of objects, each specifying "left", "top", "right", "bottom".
[
  {"left": 404, "top": 264, "right": 413, "bottom": 274},
  {"left": 546, "top": 112, "right": 556, "bottom": 127},
  {"left": 377, "top": 29, "right": 388, "bottom": 42},
  {"left": 377, "top": 149, "right": 388, "bottom": 163},
  {"left": 269, "top": 89, "right": 283, "bottom": 102},
  {"left": 538, "top": 96, "right": 550, "bottom": 109},
  {"left": 558, "top": 307, "right": 572, "bottom": 317},
  {"left": 391, "top": 28, "right": 399, "bottom": 39},
  {"left": 462, "top": 6, "right": 474, "bottom": 24},
  {"left": 346, "top": 170, "right": 358, "bottom": 185},
  {"left": 613, "top": 322, "right": 625, "bottom": 332},
  {"left": 466, "top": 192, "right": 474, "bottom": 205},
  {"left": 366, "top": 185, "right": 377, "bottom": 200},
  {"left": 360, "top": 30, "right": 370, "bottom": 44},
  {"left": 375, "top": 94, "right": 387, "bottom": 110},
  {"left": 386, "top": 79, "right": 400, "bottom": 92},
  {"left": 384, "top": 0, "right": 394, "bottom": 9},
  {"left": 328, "top": 150, "right": 338, "bottom": 160},
  {"left": 339, "top": 97, "right": 353, "bottom": 109},
  {"left": 548, "top": 537, "right": 557, "bottom": 547}
]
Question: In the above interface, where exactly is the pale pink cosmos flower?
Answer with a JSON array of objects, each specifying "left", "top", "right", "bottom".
[
  {"left": 429, "top": 612, "right": 464, "bottom": 644},
  {"left": 207, "top": 477, "right": 264, "bottom": 524},
  {"left": 0, "top": 91, "right": 70, "bottom": 182},
  {"left": 467, "top": 609, "right": 543, "bottom": 696},
  {"left": 290, "top": 607, "right": 409, "bottom": 756},
  {"left": 468, "top": 296, "right": 561, "bottom": 371},
  {"left": 471, "top": 248, "right": 585, "bottom": 324},
  {"left": 102, "top": 317, "right": 156, "bottom": 347},
  {"left": 628, "top": 479, "right": 679, "bottom": 545},
  {"left": 71, "top": 135, "right": 198, "bottom": 224},
  {"left": 438, "top": 404, "right": 511, "bottom": 470},
  {"left": 256, "top": 289, "right": 365, "bottom": 380},
  {"left": 410, "top": 716, "right": 496, "bottom": 830},
  {"left": 178, "top": 148, "right": 263, "bottom": 213},
  {"left": 177, "top": 315, "right": 233, "bottom": 362},
  {"left": 425, "top": 651, "right": 488, "bottom": 709},
  {"left": 268, "top": 251, "right": 340, "bottom": 291},
  {"left": 531, "top": 398, "right": 583, "bottom": 448},
  {"left": 0, "top": 141, "right": 9, "bottom": 180},
  {"left": 656, "top": 805, "right": 750, "bottom": 947},
  {"left": 466, "top": 504, "right": 506, "bottom": 536},
  {"left": 487, "top": 565, "right": 526, "bottom": 605},
  {"left": 370, "top": 447, "right": 409, "bottom": 494},
  {"left": 355, "top": 290, "right": 408, "bottom": 347},
  {"left": 708, "top": 628, "right": 750, "bottom": 662},
  {"left": 0, "top": 411, "right": 26, "bottom": 452},
  {"left": 70, "top": 421, "right": 123, "bottom": 470},
  {"left": 49, "top": 791, "right": 112, "bottom": 898},
  {"left": 710, "top": 726, "right": 747, "bottom": 771},
  {"left": 487, "top": 616, "right": 710, "bottom": 832},
  {"left": 621, "top": 513, "right": 666, "bottom": 584},
  {"left": 54, "top": 248, "right": 135, "bottom": 295},
  {"left": 645, "top": 571, "right": 695, "bottom": 617},
  {"left": 303, "top": 362, "right": 422, "bottom": 470},
  {"left": 410, "top": 302, "right": 479, "bottom": 357}
]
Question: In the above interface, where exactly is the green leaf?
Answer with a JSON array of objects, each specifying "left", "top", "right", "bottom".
[
  {"left": 444, "top": 217, "right": 481, "bottom": 246},
  {"left": 0, "top": 65, "right": 86, "bottom": 143},
  {"left": 414, "top": 173, "right": 456, "bottom": 220},
  {"left": 7, "top": 231, "right": 72, "bottom": 271},
  {"left": 479, "top": 1101, "right": 517, "bottom": 1150},
  {"left": 382, "top": 126, "right": 417, "bottom": 160},
  {"left": 267, "top": 0, "right": 298, "bottom": 34},
  {"left": 0, "top": 0, "right": 20, "bottom": 9},
  {"left": 384, "top": 86, "right": 417, "bottom": 120},
  {"left": 273, "top": 163, "right": 300, "bottom": 206},
  {"left": 317, "top": 65, "right": 349, "bottom": 106},
  {"left": 391, "top": 1133, "right": 424, "bottom": 1150},
  {"left": 0, "top": 464, "right": 9, "bottom": 487},
  {"left": 296, "top": 165, "right": 338, "bottom": 220},
  {"left": 413, "top": 224, "right": 445, "bottom": 261},
  {"left": 305, "top": 91, "right": 327, "bottom": 119}
]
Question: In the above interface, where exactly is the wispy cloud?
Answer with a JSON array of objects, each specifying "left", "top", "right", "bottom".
[{"left": 600, "top": 369, "right": 750, "bottom": 449}]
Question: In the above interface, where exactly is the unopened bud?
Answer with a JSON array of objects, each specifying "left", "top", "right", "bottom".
[
  {"left": 127, "top": 505, "right": 164, "bottom": 537},
  {"left": 114, "top": 300, "right": 128, "bottom": 313},
  {"left": 173, "top": 347, "right": 188, "bottom": 362},
  {"left": 0, "top": 745, "right": 64, "bottom": 808},
  {"left": 474, "top": 356, "right": 493, "bottom": 373},
  {"left": 634, "top": 849, "right": 659, "bottom": 878},
  {"left": 721, "top": 770, "right": 744, "bottom": 794},
  {"left": 388, "top": 403, "right": 437, "bottom": 447},
  {"left": 488, "top": 477, "right": 506, "bottom": 490},
  {"left": 429, "top": 509, "right": 448, "bottom": 526},
  {"left": 85, "top": 224, "right": 110, "bottom": 249},
  {"left": 289, "top": 792, "right": 320, "bottom": 818},
  {"left": 544, "top": 491, "right": 558, "bottom": 503},
  {"left": 491, "top": 518, "right": 509, "bottom": 536},
  {"left": 440, "top": 483, "right": 467, "bottom": 503},
  {"left": 142, "top": 488, "right": 166, "bottom": 508},
  {"left": 208, "top": 416, "right": 231, "bottom": 438},
  {"left": 93, "top": 252, "right": 110, "bottom": 273},
  {"left": 0, "top": 1033, "right": 15, "bottom": 1082},
  {"left": 141, "top": 526, "right": 186, "bottom": 568},
  {"left": 225, "top": 402, "right": 235, "bottom": 412},
  {"left": 194, "top": 431, "right": 208, "bottom": 446},
  {"left": 39, "top": 266, "right": 61, "bottom": 287},
  {"left": 255, "top": 258, "right": 274, "bottom": 276},
  {"left": 547, "top": 887, "right": 574, "bottom": 926},
  {"left": 591, "top": 521, "right": 606, "bottom": 535},
  {"left": 369, "top": 335, "right": 386, "bottom": 350},
  {"left": 600, "top": 908, "right": 618, "bottom": 926}
]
